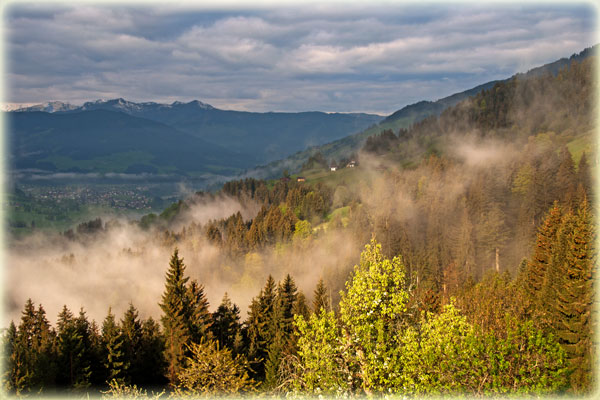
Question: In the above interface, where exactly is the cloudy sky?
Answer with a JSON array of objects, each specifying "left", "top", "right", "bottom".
[{"left": 2, "top": 1, "right": 597, "bottom": 114}]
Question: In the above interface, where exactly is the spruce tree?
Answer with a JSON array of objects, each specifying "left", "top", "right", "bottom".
[
  {"left": 555, "top": 146, "right": 577, "bottom": 207},
  {"left": 160, "top": 248, "right": 191, "bottom": 385},
  {"left": 552, "top": 197, "right": 595, "bottom": 391},
  {"left": 292, "top": 291, "right": 310, "bottom": 321},
  {"left": 577, "top": 152, "right": 592, "bottom": 197},
  {"left": 120, "top": 303, "right": 143, "bottom": 385},
  {"left": 211, "top": 293, "right": 242, "bottom": 352},
  {"left": 276, "top": 274, "right": 298, "bottom": 336},
  {"left": 524, "top": 202, "right": 562, "bottom": 320},
  {"left": 2, "top": 321, "right": 17, "bottom": 392},
  {"left": 264, "top": 275, "right": 299, "bottom": 389},
  {"left": 11, "top": 300, "right": 57, "bottom": 393},
  {"left": 55, "top": 305, "right": 91, "bottom": 390},
  {"left": 186, "top": 279, "right": 212, "bottom": 344},
  {"left": 245, "top": 296, "right": 266, "bottom": 381},
  {"left": 139, "top": 317, "right": 167, "bottom": 387},
  {"left": 73, "top": 308, "right": 95, "bottom": 390},
  {"left": 101, "top": 308, "right": 126, "bottom": 384},
  {"left": 245, "top": 276, "right": 277, "bottom": 382},
  {"left": 312, "top": 278, "right": 330, "bottom": 313}
]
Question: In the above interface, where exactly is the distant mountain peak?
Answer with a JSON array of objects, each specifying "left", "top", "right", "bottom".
[
  {"left": 186, "top": 100, "right": 214, "bottom": 110},
  {"left": 11, "top": 101, "right": 78, "bottom": 113}
]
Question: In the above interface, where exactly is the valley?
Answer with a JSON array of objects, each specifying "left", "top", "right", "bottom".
[{"left": 2, "top": 28, "right": 597, "bottom": 397}]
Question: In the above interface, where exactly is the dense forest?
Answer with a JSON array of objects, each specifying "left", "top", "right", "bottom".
[{"left": 2, "top": 56, "right": 596, "bottom": 397}]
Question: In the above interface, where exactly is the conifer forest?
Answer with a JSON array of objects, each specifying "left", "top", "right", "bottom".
[{"left": 2, "top": 49, "right": 598, "bottom": 398}]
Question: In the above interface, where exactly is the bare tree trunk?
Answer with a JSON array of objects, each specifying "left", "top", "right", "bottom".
[{"left": 495, "top": 247, "right": 500, "bottom": 272}]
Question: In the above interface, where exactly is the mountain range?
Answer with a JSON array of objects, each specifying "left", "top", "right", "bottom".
[
  {"left": 6, "top": 98, "right": 382, "bottom": 178},
  {"left": 5, "top": 45, "right": 596, "bottom": 182}
]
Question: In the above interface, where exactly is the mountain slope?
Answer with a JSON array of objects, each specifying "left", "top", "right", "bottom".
[
  {"left": 7, "top": 109, "right": 255, "bottom": 176},
  {"left": 247, "top": 45, "right": 598, "bottom": 179}
]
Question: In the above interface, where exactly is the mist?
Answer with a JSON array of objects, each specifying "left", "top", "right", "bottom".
[{"left": 4, "top": 192, "right": 362, "bottom": 328}]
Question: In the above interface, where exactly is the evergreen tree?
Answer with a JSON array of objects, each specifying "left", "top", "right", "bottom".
[
  {"left": 138, "top": 317, "right": 167, "bottom": 387},
  {"left": 211, "top": 293, "right": 242, "bottom": 352},
  {"left": 555, "top": 146, "right": 577, "bottom": 207},
  {"left": 577, "top": 152, "right": 592, "bottom": 197},
  {"left": 101, "top": 308, "right": 126, "bottom": 384},
  {"left": 312, "top": 278, "right": 330, "bottom": 313},
  {"left": 10, "top": 301, "right": 57, "bottom": 394},
  {"left": 292, "top": 291, "right": 310, "bottom": 321},
  {"left": 263, "top": 274, "right": 299, "bottom": 388},
  {"left": 523, "top": 202, "right": 563, "bottom": 320},
  {"left": 245, "top": 296, "right": 266, "bottom": 381},
  {"left": 186, "top": 279, "right": 212, "bottom": 345},
  {"left": 120, "top": 303, "right": 143, "bottom": 385},
  {"left": 244, "top": 276, "right": 277, "bottom": 382},
  {"left": 2, "top": 321, "right": 18, "bottom": 392},
  {"left": 73, "top": 308, "right": 96, "bottom": 390},
  {"left": 159, "top": 248, "right": 191, "bottom": 386},
  {"left": 55, "top": 306, "right": 91, "bottom": 390},
  {"left": 552, "top": 197, "right": 595, "bottom": 391},
  {"left": 276, "top": 274, "right": 298, "bottom": 336}
]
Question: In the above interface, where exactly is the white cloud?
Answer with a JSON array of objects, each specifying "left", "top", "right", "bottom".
[{"left": 3, "top": 2, "right": 596, "bottom": 114}]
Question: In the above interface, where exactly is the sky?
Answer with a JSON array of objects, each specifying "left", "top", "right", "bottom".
[{"left": 1, "top": 1, "right": 598, "bottom": 115}]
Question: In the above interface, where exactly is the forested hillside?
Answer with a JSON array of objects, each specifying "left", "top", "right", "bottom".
[
  {"left": 2, "top": 55, "right": 596, "bottom": 397},
  {"left": 247, "top": 45, "right": 596, "bottom": 179}
]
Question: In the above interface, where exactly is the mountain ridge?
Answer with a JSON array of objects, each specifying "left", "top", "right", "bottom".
[{"left": 245, "top": 44, "right": 598, "bottom": 179}]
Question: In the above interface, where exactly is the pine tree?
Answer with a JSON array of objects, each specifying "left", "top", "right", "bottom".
[
  {"left": 120, "top": 303, "right": 143, "bottom": 385},
  {"left": 2, "top": 321, "right": 18, "bottom": 392},
  {"left": 11, "top": 300, "right": 57, "bottom": 394},
  {"left": 524, "top": 202, "right": 562, "bottom": 320},
  {"left": 138, "top": 317, "right": 167, "bottom": 387},
  {"left": 73, "top": 308, "right": 95, "bottom": 390},
  {"left": 264, "top": 275, "right": 299, "bottom": 389},
  {"left": 160, "top": 248, "right": 191, "bottom": 386},
  {"left": 577, "top": 152, "right": 592, "bottom": 198},
  {"left": 101, "top": 308, "right": 126, "bottom": 384},
  {"left": 186, "top": 279, "right": 212, "bottom": 345},
  {"left": 552, "top": 197, "right": 595, "bottom": 391},
  {"left": 211, "top": 293, "right": 242, "bottom": 352},
  {"left": 292, "top": 291, "right": 310, "bottom": 321},
  {"left": 263, "top": 297, "right": 286, "bottom": 390},
  {"left": 276, "top": 274, "right": 298, "bottom": 336},
  {"left": 312, "top": 278, "right": 330, "bottom": 313},
  {"left": 245, "top": 296, "right": 266, "bottom": 381},
  {"left": 245, "top": 276, "right": 277, "bottom": 382},
  {"left": 55, "top": 306, "right": 91, "bottom": 390},
  {"left": 555, "top": 146, "right": 577, "bottom": 207}
]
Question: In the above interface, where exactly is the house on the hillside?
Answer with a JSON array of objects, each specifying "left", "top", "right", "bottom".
[
  {"left": 297, "top": 177, "right": 306, "bottom": 182},
  {"left": 346, "top": 160, "right": 356, "bottom": 168},
  {"left": 280, "top": 176, "right": 291, "bottom": 182},
  {"left": 330, "top": 166, "right": 337, "bottom": 172}
]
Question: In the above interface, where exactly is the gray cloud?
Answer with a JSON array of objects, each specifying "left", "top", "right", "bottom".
[{"left": 3, "top": 1, "right": 596, "bottom": 114}]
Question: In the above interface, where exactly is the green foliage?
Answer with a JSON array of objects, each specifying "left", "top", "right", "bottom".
[
  {"left": 293, "top": 219, "right": 312, "bottom": 241},
  {"left": 338, "top": 239, "right": 409, "bottom": 393},
  {"left": 159, "top": 249, "right": 191, "bottom": 385},
  {"left": 101, "top": 308, "right": 126, "bottom": 385},
  {"left": 101, "top": 378, "right": 164, "bottom": 399},
  {"left": 400, "top": 302, "right": 484, "bottom": 394},
  {"left": 293, "top": 310, "right": 349, "bottom": 395},
  {"left": 399, "top": 303, "right": 569, "bottom": 395},
  {"left": 210, "top": 293, "right": 242, "bottom": 353},
  {"left": 483, "top": 318, "right": 569, "bottom": 394},
  {"left": 312, "top": 278, "right": 330, "bottom": 314},
  {"left": 174, "top": 339, "right": 255, "bottom": 396}
]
